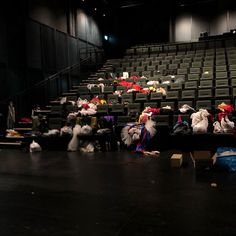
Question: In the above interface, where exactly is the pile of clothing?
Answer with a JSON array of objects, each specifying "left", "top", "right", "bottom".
[
  {"left": 121, "top": 106, "right": 159, "bottom": 156},
  {"left": 213, "top": 103, "right": 235, "bottom": 134}
]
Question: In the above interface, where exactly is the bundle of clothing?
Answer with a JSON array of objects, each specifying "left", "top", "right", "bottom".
[
  {"left": 68, "top": 124, "right": 95, "bottom": 152},
  {"left": 138, "top": 107, "right": 160, "bottom": 124},
  {"left": 190, "top": 109, "right": 210, "bottom": 133},
  {"left": 121, "top": 118, "right": 158, "bottom": 155},
  {"left": 172, "top": 115, "right": 191, "bottom": 135},
  {"left": 213, "top": 103, "right": 235, "bottom": 134},
  {"left": 67, "top": 115, "right": 114, "bottom": 152},
  {"left": 179, "top": 104, "right": 195, "bottom": 114},
  {"left": 87, "top": 83, "right": 105, "bottom": 93},
  {"left": 121, "top": 120, "right": 156, "bottom": 151},
  {"left": 67, "top": 97, "right": 107, "bottom": 123}
]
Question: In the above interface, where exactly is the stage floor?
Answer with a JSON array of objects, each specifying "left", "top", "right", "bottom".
[{"left": 0, "top": 149, "right": 236, "bottom": 235}]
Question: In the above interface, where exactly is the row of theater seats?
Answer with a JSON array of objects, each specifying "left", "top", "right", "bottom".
[
  {"left": 107, "top": 51, "right": 236, "bottom": 78},
  {"left": 124, "top": 47, "right": 236, "bottom": 59},
  {"left": 115, "top": 48, "right": 236, "bottom": 65},
  {"left": 125, "top": 39, "right": 236, "bottom": 57},
  {"left": 49, "top": 92, "right": 236, "bottom": 117},
  {"left": 46, "top": 100, "right": 236, "bottom": 132}
]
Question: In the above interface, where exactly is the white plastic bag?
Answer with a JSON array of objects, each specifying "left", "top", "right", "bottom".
[
  {"left": 191, "top": 109, "right": 209, "bottom": 133},
  {"left": 67, "top": 125, "right": 82, "bottom": 151},
  {"left": 30, "top": 140, "right": 42, "bottom": 153}
]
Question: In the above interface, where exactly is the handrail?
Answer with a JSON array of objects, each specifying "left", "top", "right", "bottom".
[{"left": 0, "top": 57, "right": 90, "bottom": 104}]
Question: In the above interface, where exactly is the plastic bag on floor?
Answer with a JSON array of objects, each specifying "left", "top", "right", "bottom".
[
  {"left": 30, "top": 140, "right": 42, "bottom": 153},
  {"left": 214, "top": 147, "right": 236, "bottom": 172}
]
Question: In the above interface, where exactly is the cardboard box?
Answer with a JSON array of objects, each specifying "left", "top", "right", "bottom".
[
  {"left": 171, "top": 154, "right": 183, "bottom": 167},
  {"left": 190, "top": 151, "right": 212, "bottom": 160},
  {"left": 190, "top": 150, "right": 213, "bottom": 169}
]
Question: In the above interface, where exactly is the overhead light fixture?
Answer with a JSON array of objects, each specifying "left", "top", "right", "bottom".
[
  {"left": 120, "top": 2, "right": 144, "bottom": 8},
  {"left": 103, "top": 13, "right": 106, "bottom": 17},
  {"left": 94, "top": 7, "right": 97, "bottom": 11}
]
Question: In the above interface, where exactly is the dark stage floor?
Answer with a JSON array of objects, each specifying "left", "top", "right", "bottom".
[{"left": 0, "top": 149, "right": 236, "bottom": 235}]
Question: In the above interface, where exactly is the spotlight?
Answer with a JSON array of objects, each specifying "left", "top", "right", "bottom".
[
  {"left": 103, "top": 13, "right": 106, "bottom": 17},
  {"left": 94, "top": 7, "right": 97, "bottom": 11},
  {"left": 104, "top": 35, "right": 109, "bottom": 41}
]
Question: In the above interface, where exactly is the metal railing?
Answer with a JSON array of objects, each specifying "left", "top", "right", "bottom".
[{"left": 0, "top": 57, "right": 89, "bottom": 118}]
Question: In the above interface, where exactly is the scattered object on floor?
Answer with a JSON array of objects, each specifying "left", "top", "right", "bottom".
[
  {"left": 170, "top": 153, "right": 183, "bottom": 167},
  {"left": 211, "top": 183, "right": 217, "bottom": 188},
  {"left": 143, "top": 150, "right": 160, "bottom": 157},
  {"left": 190, "top": 150, "right": 213, "bottom": 170},
  {"left": 214, "top": 147, "right": 236, "bottom": 172},
  {"left": 29, "top": 140, "right": 42, "bottom": 153}
]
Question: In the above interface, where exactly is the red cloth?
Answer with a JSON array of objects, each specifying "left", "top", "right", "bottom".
[
  {"left": 144, "top": 107, "right": 160, "bottom": 115},
  {"left": 119, "top": 80, "right": 133, "bottom": 88},
  {"left": 140, "top": 89, "right": 150, "bottom": 94},
  {"left": 82, "top": 104, "right": 90, "bottom": 109},
  {"left": 218, "top": 104, "right": 234, "bottom": 121},
  {"left": 20, "top": 117, "right": 32, "bottom": 123},
  {"left": 130, "top": 75, "right": 138, "bottom": 82},
  {"left": 132, "top": 84, "right": 141, "bottom": 91},
  {"left": 90, "top": 97, "right": 100, "bottom": 104}
]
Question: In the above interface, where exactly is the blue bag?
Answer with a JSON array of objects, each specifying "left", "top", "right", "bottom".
[{"left": 215, "top": 147, "right": 236, "bottom": 172}]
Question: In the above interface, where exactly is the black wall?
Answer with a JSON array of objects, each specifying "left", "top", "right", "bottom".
[
  {"left": 100, "top": 3, "right": 172, "bottom": 58},
  {"left": 0, "top": 0, "right": 104, "bottom": 118}
]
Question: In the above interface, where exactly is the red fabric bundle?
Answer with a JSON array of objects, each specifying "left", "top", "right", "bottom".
[
  {"left": 119, "top": 80, "right": 133, "bottom": 88},
  {"left": 132, "top": 84, "right": 141, "bottom": 91},
  {"left": 82, "top": 104, "right": 90, "bottom": 109}
]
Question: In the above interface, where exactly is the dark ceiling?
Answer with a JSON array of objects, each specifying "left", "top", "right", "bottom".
[{"left": 88, "top": 0, "right": 234, "bottom": 10}]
